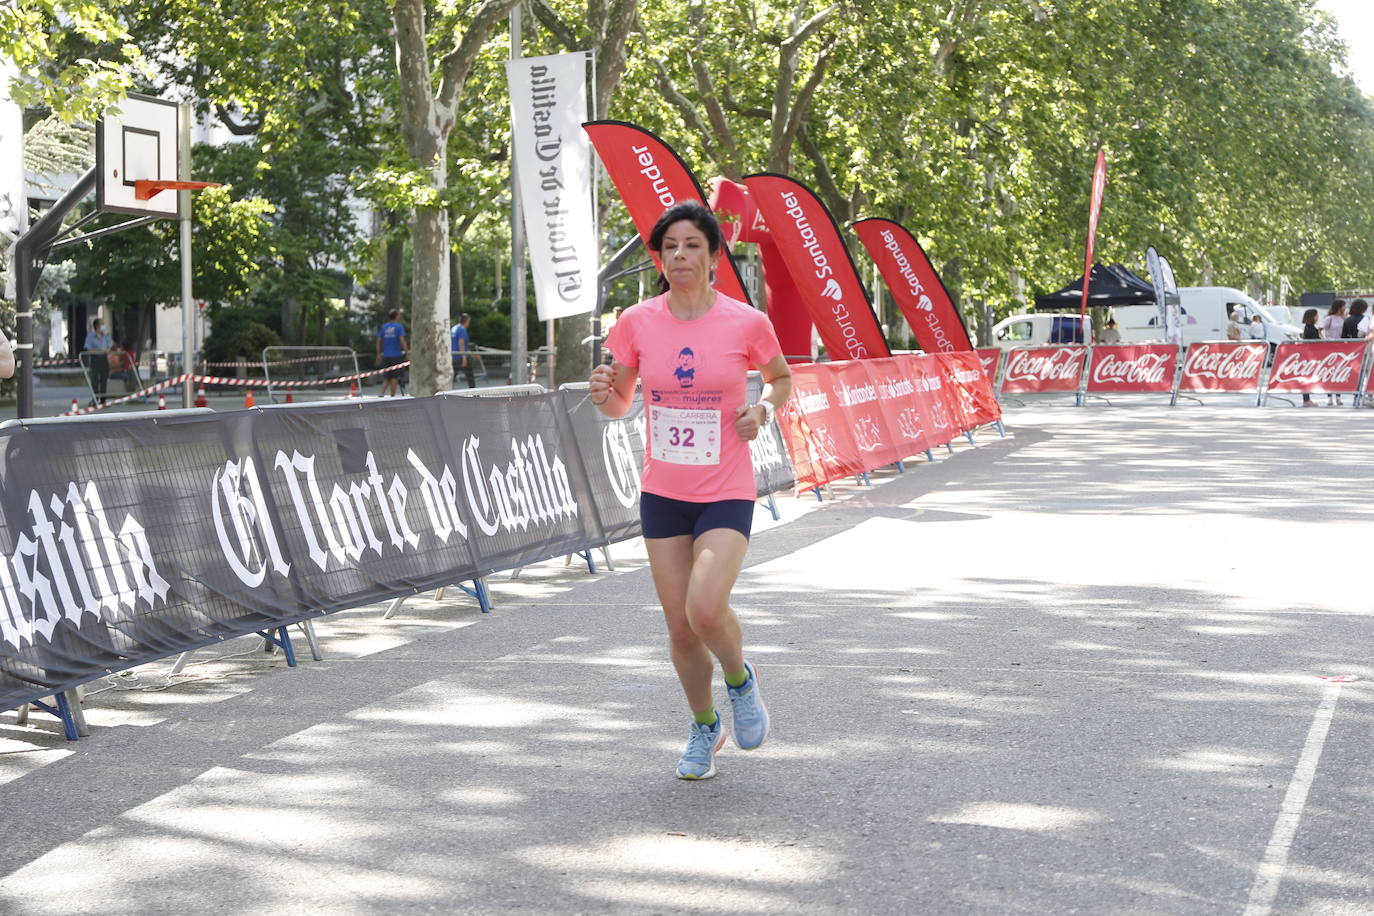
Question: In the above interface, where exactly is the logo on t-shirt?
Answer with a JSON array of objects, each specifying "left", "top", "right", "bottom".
[{"left": 673, "top": 347, "right": 696, "bottom": 388}]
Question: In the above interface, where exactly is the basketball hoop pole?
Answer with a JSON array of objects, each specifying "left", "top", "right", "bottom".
[{"left": 179, "top": 102, "right": 194, "bottom": 409}]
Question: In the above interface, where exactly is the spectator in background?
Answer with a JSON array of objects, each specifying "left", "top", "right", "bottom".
[
  {"left": 1226, "top": 310, "right": 1248, "bottom": 341},
  {"left": 1321, "top": 300, "right": 1346, "bottom": 339},
  {"left": 376, "top": 309, "right": 409, "bottom": 397},
  {"left": 1342, "top": 300, "right": 1369, "bottom": 339},
  {"left": 1322, "top": 301, "right": 1346, "bottom": 406},
  {"left": 1097, "top": 318, "right": 1121, "bottom": 344},
  {"left": 107, "top": 341, "right": 136, "bottom": 390},
  {"left": 1249, "top": 313, "right": 1267, "bottom": 340},
  {"left": 1301, "top": 309, "right": 1321, "bottom": 407},
  {"left": 83, "top": 317, "right": 112, "bottom": 405},
  {"left": 450, "top": 312, "right": 476, "bottom": 389}
]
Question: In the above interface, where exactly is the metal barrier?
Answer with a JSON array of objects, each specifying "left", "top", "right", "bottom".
[{"left": 261, "top": 346, "right": 360, "bottom": 404}]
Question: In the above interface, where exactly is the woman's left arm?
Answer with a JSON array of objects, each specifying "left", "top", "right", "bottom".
[{"left": 734, "top": 355, "right": 792, "bottom": 441}]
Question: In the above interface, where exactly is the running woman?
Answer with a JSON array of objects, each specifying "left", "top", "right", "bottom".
[{"left": 588, "top": 201, "right": 791, "bottom": 780}]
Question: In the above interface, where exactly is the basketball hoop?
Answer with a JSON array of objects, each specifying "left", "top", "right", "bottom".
[{"left": 133, "top": 179, "right": 221, "bottom": 201}]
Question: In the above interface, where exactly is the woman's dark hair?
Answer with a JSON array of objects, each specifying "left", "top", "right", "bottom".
[
  {"left": 1330, "top": 299, "right": 1347, "bottom": 315},
  {"left": 1303, "top": 308, "right": 1319, "bottom": 323},
  {"left": 647, "top": 201, "right": 725, "bottom": 257},
  {"left": 1352, "top": 300, "right": 1368, "bottom": 317},
  {"left": 647, "top": 201, "right": 725, "bottom": 293}
]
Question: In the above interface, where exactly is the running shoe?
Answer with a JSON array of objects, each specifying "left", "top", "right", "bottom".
[
  {"left": 728, "top": 660, "right": 770, "bottom": 750},
  {"left": 676, "top": 716, "right": 726, "bottom": 780}
]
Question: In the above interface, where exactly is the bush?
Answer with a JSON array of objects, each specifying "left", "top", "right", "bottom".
[{"left": 203, "top": 309, "right": 284, "bottom": 363}]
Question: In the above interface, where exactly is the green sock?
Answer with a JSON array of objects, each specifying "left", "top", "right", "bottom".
[
  {"left": 724, "top": 669, "right": 748, "bottom": 688},
  {"left": 693, "top": 708, "right": 719, "bottom": 726}
]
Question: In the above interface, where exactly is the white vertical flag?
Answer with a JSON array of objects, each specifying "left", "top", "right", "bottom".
[
  {"left": 505, "top": 52, "right": 598, "bottom": 321},
  {"left": 1, "top": 58, "right": 27, "bottom": 300}
]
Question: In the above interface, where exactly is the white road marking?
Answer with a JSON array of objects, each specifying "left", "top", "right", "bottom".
[{"left": 1242, "top": 683, "right": 1344, "bottom": 916}]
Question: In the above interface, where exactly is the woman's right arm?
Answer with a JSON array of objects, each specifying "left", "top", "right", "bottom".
[{"left": 588, "top": 360, "right": 638, "bottom": 417}]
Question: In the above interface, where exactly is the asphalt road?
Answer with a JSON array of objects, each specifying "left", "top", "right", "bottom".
[{"left": 1, "top": 402, "right": 1370, "bottom": 914}]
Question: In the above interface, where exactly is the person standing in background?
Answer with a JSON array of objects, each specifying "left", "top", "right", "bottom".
[
  {"left": 1301, "top": 308, "right": 1321, "bottom": 407},
  {"left": 1342, "top": 300, "right": 1369, "bottom": 339},
  {"left": 1321, "top": 301, "right": 1346, "bottom": 405},
  {"left": 450, "top": 313, "right": 476, "bottom": 389},
  {"left": 376, "top": 309, "right": 409, "bottom": 397},
  {"left": 83, "top": 317, "right": 112, "bottom": 405}
]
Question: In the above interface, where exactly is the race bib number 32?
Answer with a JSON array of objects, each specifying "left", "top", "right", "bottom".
[{"left": 650, "top": 405, "right": 720, "bottom": 465}]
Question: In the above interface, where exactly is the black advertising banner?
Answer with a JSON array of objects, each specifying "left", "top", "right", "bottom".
[
  {"left": 0, "top": 391, "right": 797, "bottom": 712},
  {"left": 562, "top": 386, "right": 647, "bottom": 545}
]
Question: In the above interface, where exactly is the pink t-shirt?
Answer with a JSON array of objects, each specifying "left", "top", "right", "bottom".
[
  {"left": 606, "top": 292, "right": 783, "bottom": 502},
  {"left": 1321, "top": 314, "right": 1345, "bottom": 339}
]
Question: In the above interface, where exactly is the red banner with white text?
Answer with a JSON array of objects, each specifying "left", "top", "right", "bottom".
[
  {"left": 939, "top": 351, "right": 1003, "bottom": 426},
  {"left": 975, "top": 347, "right": 1002, "bottom": 388},
  {"left": 1085, "top": 344, "right": 1179, "bottom": 393},
  {"left": 1000, "top": 347, "right": 1088, "bottom": 395},
  {"left": 852, "top": 218, "right": 972, "bottom": 353},
  {"left": 1178, "top": 342, "right": 1267, "bottom": 392},
  {"left": 859, "top": 357, "right": 933, "bottom": 458},
  {"left": 744, "top": 173, "right": 890, "bottom": 362},
  {"left": 777, "top": 354, "right": 996, "bottom": 492},
  {"left": 1268, "top": 341, "right": 1368, "bottom": 394},
  {"left": 583, "top": 120, "right": 749, "bottom": 302}
]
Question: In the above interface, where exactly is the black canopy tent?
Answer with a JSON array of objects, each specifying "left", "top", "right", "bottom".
[{"left": 1033, "top": 264, "right": 1157, "bottom": 311}]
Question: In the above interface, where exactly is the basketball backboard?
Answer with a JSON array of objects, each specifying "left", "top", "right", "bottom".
[{"left": 96, "top": 94, "right": 180, "bottom": 218}]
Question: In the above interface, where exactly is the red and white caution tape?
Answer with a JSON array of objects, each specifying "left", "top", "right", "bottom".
[
  {"left": 57, "top": 362, "right": 412, "bottom": 416},
  {"left": 59, "top": 374, "right": 192, "bottom": 417}
]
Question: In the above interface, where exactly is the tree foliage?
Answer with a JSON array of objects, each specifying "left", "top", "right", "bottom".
[{"left": 12, "top": 0, "right": 1374, "bottom": 370}]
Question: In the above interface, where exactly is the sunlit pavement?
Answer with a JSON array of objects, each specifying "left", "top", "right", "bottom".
[{"left": 2, "top": 402, "right": 1371, "bottom": 914}]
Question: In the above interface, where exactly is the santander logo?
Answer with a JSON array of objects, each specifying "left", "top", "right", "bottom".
[
  {"left": 1004, "top": 348, "right": 1083, "bottom": 382},
  {"left": 1271, "top": 350, "right": 1360, "bottom": 385},
  {"left": 821, "top": 278, "right": 843, "bottom": 300},
  {"left": 1091, "top": 352, "right": 1171, "bottom": 385},
  {"left": 1183, "top": 344, "right": 1265, "bottom": 381}
]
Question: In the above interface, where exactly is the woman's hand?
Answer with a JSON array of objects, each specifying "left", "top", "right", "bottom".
[
  {"left": 588, "top": 364, "right": 616, "bottom": 406},
  {"left": 733, "top": 403, "right": 765, "bottom": 441}
]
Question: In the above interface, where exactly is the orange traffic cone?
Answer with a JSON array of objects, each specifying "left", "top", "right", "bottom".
[
  {"left": 244, "top": 389, "right": 255, "bottom": 408},
  {"left": 157, "top": 393, "right": 166, "bottom": 410},
  {"left": 284, "top": 391, "right": 294, "bottom": 404},
  {"left": 194, "top": 386, "right": 208, "bottom": 408},
  {"left": 348, "top": 381, "right": 359, "bottom": 398}
]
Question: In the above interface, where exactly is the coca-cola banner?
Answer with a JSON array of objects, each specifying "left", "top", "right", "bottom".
[
  {"left": 1085, "top": 344, "right": 1179, "bottom": 394},
  {"left": 851, "top": 218, "right": 973, "bottom": 353},
  {"left": 0, "top": 391, "right": 798, "bottom": 714},
  {"left": 975, "top": 347, "right": 1002, "bottom": 388},
  {"left": 743, "top": 173, "right": 890, "bottom": 362},
  {"left": 1000, "top": 346, "right": 1089, "bottom": 395},
  {"left": 1177, "top": 342, "right": 1268, "bottom": 393},
  {"left": 1267, "top": 341, "right": 1368, "bottom": 394},
  {"left": 583, "top": 120, "right": 750, "bottom": 302}
]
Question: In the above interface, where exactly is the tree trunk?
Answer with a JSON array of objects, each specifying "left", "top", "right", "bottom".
[{"left": 410, "top": 195, "right": 453, "bottom": 396}]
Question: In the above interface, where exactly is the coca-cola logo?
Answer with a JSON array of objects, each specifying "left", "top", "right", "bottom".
[
  {"left": 1091, "top": 351, "right": 1171, "bottom": 385},
  {"left": 1271, "top": 349, "right": 1359, "bottom": 385},
  {"left": 1004, "top": 348, "right": 1083, "bottom": 382},
  {"left": 1183, "top": 344, "right": 1265, "bottom": 380}
]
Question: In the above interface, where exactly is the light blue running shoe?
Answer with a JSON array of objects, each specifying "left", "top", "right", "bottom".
[
  {"left": 728, "top": 660, "right": 769, "bottom": 750},
  {"left": 676, "top": 716, "right": 727, "bottom": 780}
]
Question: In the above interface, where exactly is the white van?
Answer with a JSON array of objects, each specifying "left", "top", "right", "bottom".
[
  {"left": 991, "top": 313, "right": 1092, "bottom": 349},
  {"left": 991, "top": 287, "right": 1298, "bottom": 349},
  {"left": 1113, "top": 287, "right": 1299, "bottom": 345}
]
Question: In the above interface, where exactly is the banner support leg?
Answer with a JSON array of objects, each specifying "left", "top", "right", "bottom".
[
  {"left": 298, "top": 620, "right": 322, "bottom": 661},
  {"left": 255, "top": 626, "right": 298, "bottom": 667},
  {"left": 761, "top": 493, "right": 780, "bottom": 521}
]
